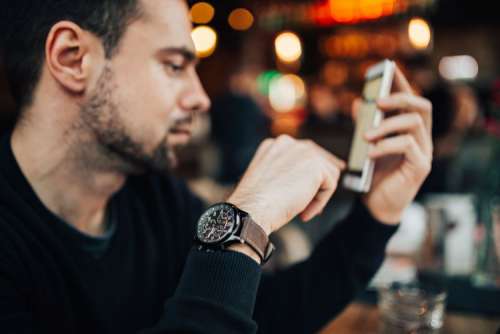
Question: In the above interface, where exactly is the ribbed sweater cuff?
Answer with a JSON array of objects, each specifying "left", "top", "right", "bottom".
[
  {"left": 174, "top": 247, "right": 262, "bottom": 315},
  {"left": 349, "top": 198, "right": 400, "bottom": 239}
]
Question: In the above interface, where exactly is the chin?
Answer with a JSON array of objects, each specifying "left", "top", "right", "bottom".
[
  {"left": 168, "top": 150, "right": 179, "bottom": 169},
  {"left": 168, "top": 133, "right": 192, "bottom": 147}
]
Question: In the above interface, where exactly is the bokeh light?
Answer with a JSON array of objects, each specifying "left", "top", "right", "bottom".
[
  {"left": 228, "top": 8, "right": 254, "bottom": 31},
  {"left": 439, "top": 55, "right": 479, "bottom": 81},
  {"left": 190, "top": 2, "right": 215, "bottom": 24},
  {"left": 269, "top": 74, "right": 307, "bottom": 113},
  {"left": 322, "top": 61, "right": 349, "bottom": 87},
  {"left": 408, "top": 17, "right": 432, "bottom": 50},
  {"left": 275, "top": 32, "right": 303, "bottom": 63},
  {"left": 257, "top": 71, "right": 282, "bottom": 96},
  {"left": 191, "top": 26, "right": 218, "bottom": 58}
]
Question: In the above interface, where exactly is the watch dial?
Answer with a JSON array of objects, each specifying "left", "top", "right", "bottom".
[{"left": 197, "top": 204, "right": 236, "bottom": 244}]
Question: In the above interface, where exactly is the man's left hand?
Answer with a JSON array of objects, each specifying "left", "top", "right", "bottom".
[{"left": 356, "top": 67, "right": 433, "bottom": 225}]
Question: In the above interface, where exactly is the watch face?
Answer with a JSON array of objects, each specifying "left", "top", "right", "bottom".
[{"left": 197, "top": 204, "right": 237, "bottom": 244}]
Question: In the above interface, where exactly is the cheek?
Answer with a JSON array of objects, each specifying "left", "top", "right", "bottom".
[{"left": 114, "top": 64, "right": 179, "bottom": 142}]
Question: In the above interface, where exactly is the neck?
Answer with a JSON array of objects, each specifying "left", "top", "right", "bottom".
[{"left": 11, "top": 109, "right": 126, "bottom": 237}]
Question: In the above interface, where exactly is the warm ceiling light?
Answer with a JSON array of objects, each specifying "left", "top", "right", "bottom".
[
  {"left": 275, "top": 31, "right": 302, "bottom": 63},
  {"left": 228, "top": 8, "right": 254, "bottom": 31},
  {"left": 191, "top": 26, "right": 218, "bottom": 58},
  {"left": 269, "top": 74, "right": 307, "bottom": 112},
  {"left": 190, "top": 2, "right": 215, "bottom": 24},
  {"left": 408, "top": 17, "right": 432, "bottom": 49}
]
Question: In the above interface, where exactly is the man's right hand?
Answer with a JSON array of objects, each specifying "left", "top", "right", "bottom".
[{"left": 227, "top": 135, "right": 346, "bottom": 236}]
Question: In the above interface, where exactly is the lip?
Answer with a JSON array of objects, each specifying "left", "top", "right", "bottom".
[
  {"left": 170, "top": 130, "right": 191, "bottom": 137},
  {"left": 169, "top": 128, "right": 192, "bottom": 145},
  {"left": 169, "top": 127, "right": 191, "bottom": 135}
]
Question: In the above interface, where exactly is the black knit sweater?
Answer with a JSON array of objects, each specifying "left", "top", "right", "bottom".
[{"left": 0, "top": 133, "right": 398, "bottom": 333}]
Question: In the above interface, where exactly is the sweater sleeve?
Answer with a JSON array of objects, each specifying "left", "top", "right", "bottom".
[
  {"left": 253, "top": 199, "right": 399, "bottom": 334},
  {"left": 138, "top": 177, "right": 263, "bottom": 334},
  {"left": 142, "top": 178, "right": 397, "bottom": 334},
  {"left": 0, "top": 175, "right": 264, "bottom": 334},
  {"left": 143, "top": 249, "right": 262, "bottom": 334}
]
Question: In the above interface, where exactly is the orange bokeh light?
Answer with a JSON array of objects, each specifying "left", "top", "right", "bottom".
[
  {"left": 330, "top": 0, "right": 357, "bottom": 23},
  {"left": 313, "top": 0, "right": 397, "bottom": 25},
  {"left": 359, "top": 0, "right": 384, "bottom": 19}
]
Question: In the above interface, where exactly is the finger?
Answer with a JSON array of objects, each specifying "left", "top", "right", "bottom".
[
  {"left": 369, "top": 135, "right": 429, "bottom": 172},
  {"left": 249, "top": 135, "right": 300, "bottom": 173},
  {"left": 255, "top": 138, "right": 275, "bottom": 157},
  {"left": 268, "top": 134, "right": 296, "bottom": 155},
  {"left": 393, "top": 66, "right": 414, "bottom": 94},
  {"left": 246, "top": 138, "right": 275, "bottom": 170},
  {"left": 313, "top": 143, "right": 347, "bottom": 171},
  {"left": 300, "top": 196, "right": 326, "bottom": 222},
  {"left": 302, "top": 140, "right": 347, "bottom": 170},
  {"left": 365, "top": 112, "right": 431, "bottom": 155},
  {"left": 377, "top": 93, "right": 432, "bottom": 134},
  {"left": 300, "top": 163, "right": 340, "bottom": 222},
  {"left": 351, "top": 98, "right": 362, "bottom": 121}
]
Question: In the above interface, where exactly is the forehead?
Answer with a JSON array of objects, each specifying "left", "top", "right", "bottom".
[{"left": 127, "top": 0, "right": 194, "bottom": 51}]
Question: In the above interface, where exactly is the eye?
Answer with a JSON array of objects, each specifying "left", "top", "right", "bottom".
[{"left": 164, "top": 62, "right": 186, "bottom": 75}]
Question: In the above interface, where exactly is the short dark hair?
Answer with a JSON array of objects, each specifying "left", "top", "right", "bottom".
[{"left": 2, "top": 0, "right": 142, "bottom": 110}]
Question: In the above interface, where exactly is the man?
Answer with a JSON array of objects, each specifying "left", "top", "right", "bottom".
[{"left": 0, "top": 0, "right": 432, "bottom": 333}]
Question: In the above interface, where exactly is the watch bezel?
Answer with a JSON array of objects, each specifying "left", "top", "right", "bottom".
[{"left": 196, "top": 203, "right": 242, "bottom": 245}]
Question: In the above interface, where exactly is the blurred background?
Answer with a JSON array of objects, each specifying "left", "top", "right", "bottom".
[{"left": 1, "top": 0, "right": 500, "bottom": 331}]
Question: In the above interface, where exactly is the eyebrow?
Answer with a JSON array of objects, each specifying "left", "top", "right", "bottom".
[{"left": 159, "top": 47, "right": 198, "bottom": 64}]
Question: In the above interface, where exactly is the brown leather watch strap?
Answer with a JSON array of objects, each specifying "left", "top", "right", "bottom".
[{"left": 239, "top": 216, "right": 274, "bottom": 263}]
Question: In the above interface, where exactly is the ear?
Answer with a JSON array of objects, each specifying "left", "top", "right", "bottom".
[{"left": 45, "top": 21, "right": 96, "bottom": 94}]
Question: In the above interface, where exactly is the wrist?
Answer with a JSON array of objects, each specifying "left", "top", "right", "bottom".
[
  {"left": 195, "top": 201, "right": 275, "bottom": 265},
  {"left": 362, "top": 195, "right": 402, "bottom": 225},
  {"left": 227, "top": 242, "right": 262, "bottom": 265},
  {"left": 227, "top": 195, "right": 272, "bottom": 236}
]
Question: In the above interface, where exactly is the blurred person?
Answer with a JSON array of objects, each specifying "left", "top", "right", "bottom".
[
  {"left": 418, "top": 81, "right": 485, "bottom": 196},
  {"left": 301, "top": 83, "right": 354, "bottom": 161},
  {"left": 210, "top": 65, "right": 270, "bottom": 185},
  {"left": 434, "top": 83, "right": 481, "bottom": 158},
  {"left": 416, "top": 82, "right": 455, "bottom": 195},
  {"left": 306, "top": 82, "right": 340, "bottom": 126},
  {"left": 445, "top": 83, "right": 491, "bottom": 193},
  {"left": 0, "top": 1, "right": 432, "bottom": 334},
  {"left": 406, "top": 54, "right": 437, "bottom": 94},
  {"left": 299, "top": 83, "right": 357, "bottom": 245}
]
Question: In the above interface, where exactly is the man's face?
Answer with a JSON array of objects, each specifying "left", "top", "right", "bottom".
[{"left": 80, "top": 0, "right": 210, "bottom": 174}]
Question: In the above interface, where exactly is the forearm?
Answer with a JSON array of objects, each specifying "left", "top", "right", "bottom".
[
  {"left": 142, "top": 248, "right": 262, "bottom": 334},
  {"left": 254, "top": 199, "right": 399, "bottom": 334}
]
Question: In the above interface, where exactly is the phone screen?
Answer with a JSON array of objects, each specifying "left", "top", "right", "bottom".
[{"left": 347, "top": 76, "right": 383, "bottom": 172}]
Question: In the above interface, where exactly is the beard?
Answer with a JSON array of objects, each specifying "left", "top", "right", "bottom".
[{"left": 77, "top": 65, "right": 172, "bottom": 175}]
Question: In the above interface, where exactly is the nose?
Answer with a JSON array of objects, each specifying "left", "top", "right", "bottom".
[{"left": 180, "top": 71, "right": 211, "bottom": 114}]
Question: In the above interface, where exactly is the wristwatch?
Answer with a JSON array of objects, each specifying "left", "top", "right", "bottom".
[{"left": 195, "top": 202, "right": 274, "bottom": 263}]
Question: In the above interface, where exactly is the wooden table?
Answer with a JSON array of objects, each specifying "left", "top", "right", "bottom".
[{"left": 319, "top": 303, "right": 500, "bottom": 334}]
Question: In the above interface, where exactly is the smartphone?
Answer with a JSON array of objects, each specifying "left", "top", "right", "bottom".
[{"left": 343, "top": 59, "right": 396, "bottom": 193}]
